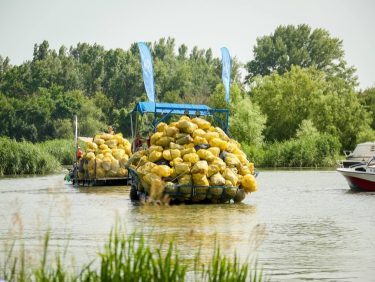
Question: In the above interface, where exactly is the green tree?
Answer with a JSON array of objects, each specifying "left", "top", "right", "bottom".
[
  {"left": 246, "top": 24, "right": 357, "bottom": 87},
  {"left": 0, "top": 93, "right": 16, "bottom": 137},
  {"left": 296, "top": 119, "right": 319, "bottom": 139},
  {"left": 33, "top": 40, "right": 50, "bottom": 61},
  {"left": 53, "top": 119, "right": 74, "bottom": 139},
  {"left": 0, "top": 38, "right": 243, "bottom": 142},
  {"left": 358, "top": 86, "right": 375, "bottom": 129},
  {"left": 0, "top": 55, "right": 11, "bottom": 74},
  {"left": 209, "top": 83, "right": 266, "bottom": 146},
  {"left": 63, "top": 90, "right": 106, "bottom": 137},
  {"left": 251, "top": 66, "right": 371, "bottom": 149},
  {"left": 230, "top": 96, "right": 266, "bottom": 146},
  {"left": 0, "top": 63, "right": 32, "bottom": 98}
]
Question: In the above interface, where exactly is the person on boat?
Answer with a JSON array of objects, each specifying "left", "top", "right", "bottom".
[
  {"left": 76, "top": 146, "right": 83, "bottom": 160},
  {"left": 184, "top": 109, "right": 190, "bottom": 118},
  {"left": 134, "top": 132, "right": 145, "bottom": 151},
  {"left": 108, "top": 126, "right": 114, "bottom": 135},
  {"left": 146, "top": 134, "right": 151, "bottom": 148}
]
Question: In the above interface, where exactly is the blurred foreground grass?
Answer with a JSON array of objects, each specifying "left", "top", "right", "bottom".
[{"left": 1, "top": 225, "right": 267, "bottom": 282}]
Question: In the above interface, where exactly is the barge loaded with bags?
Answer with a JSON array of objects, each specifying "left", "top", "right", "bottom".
[
  {"left": 127, "top": 102, "right": 258, "bottom": 204},
  {"left": 72, "top": 133, "right": 133, "bottom": 186}
]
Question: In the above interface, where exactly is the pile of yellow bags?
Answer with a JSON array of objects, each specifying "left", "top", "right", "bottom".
[
  {"left": 128, "top": 116, "right": 257, "bottom": 203},
  {"left": 78, "top": 133, "right": 132, "bottom": 179}
]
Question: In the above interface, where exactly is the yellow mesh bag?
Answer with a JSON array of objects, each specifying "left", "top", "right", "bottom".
[
  {"left": 241, "top": 174, "right": 257, "bottom": 192},
  {"left": 191, "top": 160, "right": 208, "bottom": 175},
  {"left": 99, "top": 144, "right": 109, "bottom": 150},
  {"left": 207, "top": 147, "right": 220, "bottom": 157},
  {"left": 223, "top": 168, "right": 238, "bottom": 186},
  {"left": 148, "top": 151, "right": 163, "bottom": 162},
  {"left": 180, "top": 147, "right": 196, "bottom": 156},
  {"left": 214, "top": 127, "right": 230, "bottom": 141},
  {"left": 177, "top": 120, "right": 198, "bottom": 134},
  {"left": 209, "top": 172, "right": 226, "bottom": 186},
  {"left": 183, "top": 153, "right": 200, "bottom": 164},
  {"left": 191, "top": 117, "right": 211, "bottom": 130},
  {"left": 96, "top": 167, "right": 106, "bottom": 178},
  {"left": 224, "top": 153, "right": 241, "bottom": 167},
  {"left": 105, "top": 139, "right": 118, "bottom": 149},
  {"left": 193, "top": 136, "right": 208, "bottom": 145},
  {"left": 151, "top": 165, "right": 172, "bottom": 178},
  {"left": 87, "top": 159, "right": 95, "bottom": 170},
  {"left": 149, "top": 145, "right": 164, "bottom": 153},
  {"left": 150, "top": 132, "right": 164, "bottom": 145},
  {"left": 207, "top": 164, "right": 220, "bottom": 177},
  {"left": 212, "top": 157, "right": 227, "bottom": 172},
  {"left": 192, "top": 173, "right": 209, "bottom": 186},
  {"left": 197, "top": 149, "right": 215, "bottom": 162},
  {"left": 192, "top": 129, "right": 206, "bottom": 138},
  {"left": 86, "top": 152, "right": 95, "bottom": 160},
  {"left": 163, "top": 149, "right": 181, "bottom": 161},
  {"left": 175, "top": 135, "right": 194, "bottom": 145},
  {"left": 170, "top": 157, "right": 183, "bottom": 167},
  {"left": 94, "top": 137, "right": 105, "bottom": 145},
  {"left": 102, "top": 157, "right": 112, "bottom": 171},
  {"left": 204, "top": 132, "right": 220, "bottom": 141},
  {"left": 209, "top": 138, "right": 228, "bottom": 151},
  {"left": 164, "top": 126, "right": 179, "bottom": 137},
  {"left": 137, "top": 162, "right": 157, "bottom": 176},
  {"left": 178, "top": 174, "right": 192, "bottom": 185},
  {"left": 111, "top": 159, "right": 120, "bottom": 172},
  {"left": 87, "top": 142, "right": 98, "bottom": 150},
  {"left": 170, "top": 142, "right": 184, "bottom": 150},
  {"left": 155, "top": 136, "right": 174, "bottom": 148},
  {"left": 117, "top": 168, "right": 128, "bottom": 177},
  {"left": 156, "top": 122, "right": 168, "bottom": 132},
  {"left": 174, "top": 162, "right": 191, "bottom": 175}
]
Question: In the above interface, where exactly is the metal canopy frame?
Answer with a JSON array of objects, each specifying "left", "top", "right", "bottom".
[{"left": 131, "top": 102, "right": 229, "bottom": 138}]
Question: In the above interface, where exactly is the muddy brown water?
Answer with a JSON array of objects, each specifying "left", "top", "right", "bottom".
[{"left": 0, "top": 170, "right": 374, "bottom": 281}]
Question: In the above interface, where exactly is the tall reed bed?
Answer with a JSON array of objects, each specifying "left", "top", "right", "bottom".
[
  {"left": 242, "top": 133, "right": 340, "bottom": 168},
  {"left": 37, "top": 139, "right": 76, "bottom": 165},
  {"left": 0, "top": 137, "right": 61, "bottom": 176},
  {"left": 1, "top": 227, "right": 266, "bottom": 282}
]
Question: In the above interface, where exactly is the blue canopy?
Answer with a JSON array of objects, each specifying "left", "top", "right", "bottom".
[
  {"left": 134, "top": 102, "right": 218, "bottom": 116},
  {"left": 131, "top": 101, "right": 229, "bottom": 135}
]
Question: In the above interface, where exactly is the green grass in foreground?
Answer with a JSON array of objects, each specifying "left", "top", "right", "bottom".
[{"left": 1, "top": 227, "right": 266, "bottom": 282}]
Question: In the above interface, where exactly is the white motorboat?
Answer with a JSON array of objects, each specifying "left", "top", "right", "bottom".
[{"left": 337, "top": 156, "right": 375, "bottom": 191}]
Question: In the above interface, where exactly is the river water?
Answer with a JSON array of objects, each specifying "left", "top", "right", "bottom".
[{"left": 0, "top": 170, "right": 374, "bottom": 281}]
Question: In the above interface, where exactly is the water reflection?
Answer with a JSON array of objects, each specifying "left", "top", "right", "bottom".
[{"left": 1, "top": 171, "right": 375, "bottom": 281}]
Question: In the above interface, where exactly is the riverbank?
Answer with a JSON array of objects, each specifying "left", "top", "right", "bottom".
[{"left": 0, "top": 136, "right": 342, "bottom": 177}]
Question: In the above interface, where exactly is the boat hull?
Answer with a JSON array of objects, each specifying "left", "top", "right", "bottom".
[{"left": 337, "top": 168, "right": 375, "bottom": 191}]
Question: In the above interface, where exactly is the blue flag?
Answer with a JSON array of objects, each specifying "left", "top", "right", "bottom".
[
  {"left": 221, "top": 47, "right": 231, "bottom": 102},
  {"left": 138, "top": 42, "right": 155, "bottom": 102}
]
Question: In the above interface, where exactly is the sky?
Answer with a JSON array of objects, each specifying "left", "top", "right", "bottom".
[{"left": 1, "top": 0, "right": 374, "bottom": 89}]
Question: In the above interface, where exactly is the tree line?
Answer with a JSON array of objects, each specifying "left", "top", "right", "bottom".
[{"left": 0, "top": 24, "right": 374, "bottom": 154}]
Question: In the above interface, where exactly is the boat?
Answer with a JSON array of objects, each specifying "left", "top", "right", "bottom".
[
  {"left": 337, "top": 156, "right": 375, "bottom": 191},
  {"left": 127, "top": 101, "right": 258, "bottom": 204},
  {"left": 64, "top": 117, "right": 130, "bottom": 187},
  {"left": 338, "top": 142, "right": 375, "bottom": 168}
]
